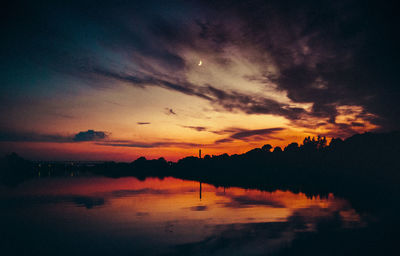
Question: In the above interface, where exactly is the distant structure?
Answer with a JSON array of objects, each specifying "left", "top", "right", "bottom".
[
  {"left": 199, "top": 182, "right": 202, "bottom": 200},
  {"left": 199, "top": 149, "right": 202, "bottom": 159}
]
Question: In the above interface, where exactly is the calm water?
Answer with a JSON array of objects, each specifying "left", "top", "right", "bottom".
[{"left": 0, "top": 176, "right": 363, "bottom": 256}]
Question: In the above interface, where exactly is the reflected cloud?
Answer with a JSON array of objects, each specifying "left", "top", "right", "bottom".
[
  {"left": 72, "top": 196, "right": 105, "bottom": 209},
  {"left": 172, "top": 222, "right": 294, "bottom": 256},
  {"left": 0, "top": 195, "right": 107, "bottom": 209},
  {"left": 189, "top": 205, "right": 208, "bottom": 211},
  {"left": 110, "top": 188, "right": 171, "bottom": 197},
  {"left": 221, "top": 195, "right": 285, "bottom": 208}
]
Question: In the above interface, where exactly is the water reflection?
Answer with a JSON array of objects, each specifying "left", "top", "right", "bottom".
[{"left": 0, "top": 177, "right": 363, "bottom": 256}]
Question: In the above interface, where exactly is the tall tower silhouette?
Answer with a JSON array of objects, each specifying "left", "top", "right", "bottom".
[
  {"left": 199, "top": 149, "right": 201, "bottom": 159},
  {"left": 199, "top": 182, "right": 202, "bottom": 200}
]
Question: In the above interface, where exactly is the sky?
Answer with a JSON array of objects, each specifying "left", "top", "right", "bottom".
[{"left": 1, "top": 0, "right": 399, "bottom": 161}]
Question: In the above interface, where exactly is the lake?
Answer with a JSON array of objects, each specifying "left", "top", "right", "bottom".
[{"left": 0, "top": 176, "right": 364, "bottom": 255}]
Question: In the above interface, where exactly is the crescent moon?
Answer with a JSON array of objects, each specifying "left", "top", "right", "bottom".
[{"left": 198, "top": 60, "right": 202, "bottom": 66}]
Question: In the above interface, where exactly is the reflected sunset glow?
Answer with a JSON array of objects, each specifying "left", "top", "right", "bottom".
[{"left": 0, "top": 176, "right": 362, "bottom": 255}]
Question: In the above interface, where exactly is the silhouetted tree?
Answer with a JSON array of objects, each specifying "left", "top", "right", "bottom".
[
  {"left": 302, "top": 136, "right": 327, "bottom": 151},
  {"left": 262, "top": 144, "right": 272, "bottom": 152},
  {"left": 0, "top": 153, "right": 34, "bottom": 186},
  {"left": 284, "top": 142, "right": 299, "bottom": 153},
  {"left": 317, "top": 136, "right": 327, "bottom": 149},
  {"left": 329, "top": 137, "right": 343, "bottom": 149}
]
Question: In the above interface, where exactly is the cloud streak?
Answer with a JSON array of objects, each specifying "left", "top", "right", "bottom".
[
  {"left": 0, "top": 130, "right": 108, "bottom": 143},
  {"left": 0, "top": 131, "right": 72, "bottom": 143},
  {"left": 96, "top": 141, "right": 202, "bottom": 149},
  {"left": 230, "top": 128, "right": 285, "bottom": 141},
  {"left": 213, "top": 127, "right": 285, "bottom": 144},
  {"left": 182, "top": 126, "right": 207, "bottom": 132}
]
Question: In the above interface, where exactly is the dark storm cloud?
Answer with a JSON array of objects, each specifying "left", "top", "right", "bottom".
[
  {"left": 73, "top": 130, "right": 108, "bottom": 142},
  {"left": 3, "top": 0, "right": 399, "bottom": 134},
  {"left": 215, "top": 0, "right": 399, "bottom": 130},
  {"left": 234, "top": 0, "right": 399, "bottom": 130}
]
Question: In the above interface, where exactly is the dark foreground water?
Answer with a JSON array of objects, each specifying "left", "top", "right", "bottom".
[{"left": 0, "top": 176, "right": 364, "bottom": 256}]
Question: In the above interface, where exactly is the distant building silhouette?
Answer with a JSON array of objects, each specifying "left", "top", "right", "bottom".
[
  {"left": 199, "top": 181, "right": 202, "bottom": 200},
  {"left": 199, "top": 149, "right": 202, "bottom": 159}
]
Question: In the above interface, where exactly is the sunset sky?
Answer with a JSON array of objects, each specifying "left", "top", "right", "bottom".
[{"left": 1, "top": 0, "right": 399, "bottom": 161}]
